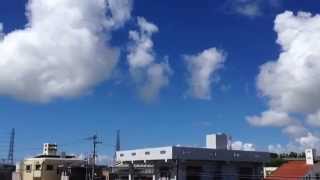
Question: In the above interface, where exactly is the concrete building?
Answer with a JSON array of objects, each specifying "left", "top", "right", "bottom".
[
  {"left": 15, "top": 143, "right": 85, "bottom": 180},
  {"left": 114, "top": 134, "right": 270, "bottom": 180}
]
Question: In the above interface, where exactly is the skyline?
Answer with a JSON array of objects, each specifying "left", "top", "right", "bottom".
[{"left": 1, "top": 0, "right": 320, "bottom": 163}]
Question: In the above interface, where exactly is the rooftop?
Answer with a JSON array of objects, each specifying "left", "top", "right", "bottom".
[
  {"left": 116, "top": 146, "right": 270, "bottom": 163},
  {"left": 265, "top": 161, "right": 312, "bottom": 180}
]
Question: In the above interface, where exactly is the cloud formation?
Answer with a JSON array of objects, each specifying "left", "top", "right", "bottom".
[
  {"left": 185, "top": 48, "right": 225, "bottom": 100},
  {"left": 232, "top": 141, "right": 256, "bottom": 151},
  {"left": 127, "top": 17, "right": 171, "bottom": 101},
  {"left": 223, "top": 0, "right": 281, "bottom": 18},
  {"left": 0, "top": 0, "right": 132, "bottom": 103},
  {"left": 247, "top": 110, "right": 293, "bottom": 127},
  {"left": 249, "top": 11, "right": 320, "bottom": 150}
]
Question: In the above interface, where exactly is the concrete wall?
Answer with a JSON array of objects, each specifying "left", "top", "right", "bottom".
[{"left": 19, "top": 158, "right": 84, "bottom": 180}]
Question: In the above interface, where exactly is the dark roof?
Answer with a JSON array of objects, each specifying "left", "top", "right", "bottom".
[
  {"left": 266, "top": 161, "right": 312, "bottom": 180},
  {"left": 34, "top": 155, "right": 76, "bottom": 159}
]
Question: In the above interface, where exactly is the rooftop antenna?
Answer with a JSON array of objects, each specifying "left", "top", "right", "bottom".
[
  {"left": 7, "top": 128, "right": 15, "bottom": 165},
  {"left": 85, "top": 134, "right": 102, "bottom": 180}
]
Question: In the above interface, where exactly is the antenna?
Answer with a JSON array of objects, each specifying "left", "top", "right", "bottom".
[
  {"left": 7, "top": 128, "right": 15, "bottom": 165},
  {"left": 85, "top": 134, "right": 102, "bottom": 180}
]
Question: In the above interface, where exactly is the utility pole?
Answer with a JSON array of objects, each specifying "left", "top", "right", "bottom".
[
  {"left": 7, "top": 128, "right": 15, "bottom": 165},
  {"left": 86, "top": 134, "right": 102, "bottom": 180}
]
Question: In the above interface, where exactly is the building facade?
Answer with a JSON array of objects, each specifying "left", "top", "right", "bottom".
[
  {"left": 113, "top": 134, "right": 270, "bottom": 180},
  {"left": 15, "top": 143, "right": 85, "bottom": 180}
]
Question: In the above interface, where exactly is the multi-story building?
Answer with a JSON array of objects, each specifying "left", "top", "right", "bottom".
[{"left": 113, "top": 133, "right": 270, "bottom": 180}]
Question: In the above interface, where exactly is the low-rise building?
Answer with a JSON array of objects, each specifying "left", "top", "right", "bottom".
[
  {"left": 15, "top": 143, "right": 85, "bottom": 180},
  {"left": 113, "top": 133, "right": 270, "bottom": 180},
  {"left": 266, "top": 149, "right": 320, "bottom": 180}
]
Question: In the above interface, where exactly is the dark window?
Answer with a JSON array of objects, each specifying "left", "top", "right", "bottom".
[
  {"left": 131, "top": 152, "right": 136, "bottom": 156},
  {"left": 25, "top": 165, "right": 31, "bottom": 172},
  {"left": 46, "top": 165, "right": 54, "bottom": 171},
  {"left": 145, "top": 151, "right": 150, "bottom": 155},
  {"left": 120, "top": 153, "right": 124, "bottom": 157},
  {"left": 160, "top": 151, "right": 166, "bottom": 154},
  {"left": 35, "top": 164, "right": 41, "bottom": 170}
]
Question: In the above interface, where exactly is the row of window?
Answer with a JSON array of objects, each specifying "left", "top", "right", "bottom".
[
  {"left": 25, "top": 164, "right": 54, "bottom": 172},
  {"left": 119, "top": 150, "right": 167, "bottom": 157}
]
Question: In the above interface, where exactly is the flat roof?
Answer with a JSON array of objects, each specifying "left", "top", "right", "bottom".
[{"left": 116, "top": 146, "right": 270, "bottom": 163}]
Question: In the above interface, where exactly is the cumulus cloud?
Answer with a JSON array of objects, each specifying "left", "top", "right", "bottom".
[
  {"left": 106, "top": 0, "right": 133, "bottom": 29},
  {"left": 184, "top": 48, "right": 225, "bottom": 100},
  {"left": 249, "top": 11, "right": 320, "bottom": 150},
  {"left": 232, "top": 141, "right": 256, "bottom": 151},
  {"left": 127, "top": 17, "right": 171, "bottom": 101},
  {"left": 0, "top": 0, "right": 132, "bottom": 103},
  {"left": 247, "top": 110, "right": 293, "bottom": 127}
]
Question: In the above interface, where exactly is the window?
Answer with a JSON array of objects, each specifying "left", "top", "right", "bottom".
[
  {"left": 35, "top": 164, "right": 41, "bottom": 170},
  {"left": 145, "top": 151, "right": 150, "bottom": 155},
  {"left": 25, "top": 165, "right": 31, "bottom": 173},
  {"left": 131, "top": 152, "right": 136, "bottom": 156},
  {"left": 47, "top": 165, "right": 54, "bottom": 171},
  {"left": 233, "top": 153, "right": 240, "bottom": 158},
  {"left": 160, "top": 150, "right": 166, "bottom": 154},
  {"left": 120, "top": 153, "right": 124, "bottom": 157}
]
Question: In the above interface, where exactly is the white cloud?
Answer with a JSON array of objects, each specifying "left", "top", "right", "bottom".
[
  {"left": 250, "top": 11, "right": 320, "bottom": 150},
  {"left": 268, "top": 144, "right": 285, "bottom": 153},
  {"left": 224, "top": 0, "right": 282, "bottom": 18},
  {"left": 307, "top": 110, "right": 320, "bottom": 127},
  {"left": 235, "top": 1, "right": 262, "bottom": 18},
  {"left": 258, "top": 11, "right": 320, "bottom": 114},
  {"left": 0, "top": 23, "right": 3, "bottom": 39},
  {"left": 296, "top": 133, "right": 320, "bottom": 149},
  {"left": 282, "top": 124, "right": 307, "bottom": 139},
  {"left": 128, "top": 17, "right": 171, "bottom": 101},
  {"left": 106, "top": 0, "right": 133, "bottom": 29},
  {"left": 0, "top": 0, "right": 132, "bottom": 103},
  {"left": 184, "top": 48, "right": 225, "bottom": 100},
  {"left": 225, "top": 0, "right": 262, "bottom": 18},
  {"left": 246, "top": 110, "right": 293, "bottom": 127},
  {"left": 232, "top": 141, "right": 256, "bottom": 151}
]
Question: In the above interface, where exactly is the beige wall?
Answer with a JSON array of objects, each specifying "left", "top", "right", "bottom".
[{"left": 19, "top": 158, "right": 84, "bottom": 180}]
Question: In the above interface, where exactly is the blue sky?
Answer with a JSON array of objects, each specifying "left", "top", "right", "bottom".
[{"left": 1, "top": 0, "right": 320, "bottom": 162}]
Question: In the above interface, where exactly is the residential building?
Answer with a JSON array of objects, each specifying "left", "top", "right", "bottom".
[
  {"left": 113, "top": 133, "right": 270, "bottom": 180},
  {"left": 15, "top": 143, "right": 85, "bottom": 180}
]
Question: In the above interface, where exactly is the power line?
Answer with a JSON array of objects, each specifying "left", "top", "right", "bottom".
[{"left": 85, "top": 134, "right": 102, "bottom": 180}]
